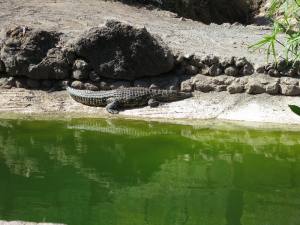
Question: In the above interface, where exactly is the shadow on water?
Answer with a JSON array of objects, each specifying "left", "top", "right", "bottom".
[{"left": 0, "top": 119, "right": 300, "bottom": 225}]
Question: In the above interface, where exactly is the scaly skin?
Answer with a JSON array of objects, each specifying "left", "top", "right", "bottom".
[{"left": 67, "top": 86, "right": 192, "bottom": 114}]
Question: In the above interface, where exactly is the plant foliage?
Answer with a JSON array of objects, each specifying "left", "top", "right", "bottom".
[
  {"left": 249, "top": 0, "right": 300, "bottom": 62},
  {"left": 289, "top": 104, "right": 300, "bottom": 116}
]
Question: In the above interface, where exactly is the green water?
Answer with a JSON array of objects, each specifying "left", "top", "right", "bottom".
[{"left": 0, "top": 119, "right": 300, "bottom": 225}]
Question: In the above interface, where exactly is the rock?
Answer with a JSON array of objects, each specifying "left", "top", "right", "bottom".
[
  {"left": 224, "top": 66, "right": 238, "bottom": 76},
  {"left": 134, "top": 79, "right": 151, "bottom": 88},
  {"left": 56, "top": 80, "right": 70, "bottom": 90},
  {"left": 227, "top": 81, "right": 244, "bottom": 94},
  {"left": 72, "top": 20, "right": 174, "bottom": 80},
  {"left": 143, "top": 74, "right": 180, "bottom": 90},
  {"left": 276, "top": 59, "right": 288, "bottom": 72},
  {"left": 28, "top": 48, "right": 72, "bottom": 80},
  {"left": 265, "top": 81, "right": 280, "bottom": 95},
  {"left": 110, "top": 81, "right": 131, "bottom": 89},
  {"left": 185, "top": 65, "right": 198, "bottom": 76},
  {"left": 148, "top": 98, "right": 159, "bottom": 107},
  {"left": 72, "top": 70, "right": 87, "bottom": 81},
  {"left": 280, "top": 77, "right": 300, "bottom": 96},
  {"left": 26, "top": 79, "right": 40, "bottom": 89},
  {"left": 208, "top": 64, "right": 222, "bottom": 76},
  {"left": 287, "top": 68, "right": 298, "bottom": 77},
  {"left": 201, "top": 55, "right": 219, "bottom": 66},
  {"left": 72, "top": 59, "right": 89, "bottom": 80},
  {"left": 89, "top": 71, "right": 100, "bottom": 82},
  {"left": 0, "top": 59, "right": 5, "bottom": 74},
  {"left": 15, "top": 78, "right": 27, "bottom": 88},
  {"left": 280, "top": 84, "right": 300, "bottom": 96},
  {"left": 192, "top": 74, "right": 215, "bottom": 92},
  {"left": 0, "top": 77, "right": 15, "bottom": 88},
  {"left": 245, "top": 79, "right": 265, "bottom": 94},
  {"left": 175, "top": 54, "right": 185, "bottom": 64},
  {"left": 41, "top": 80, "right": 54, "bottom": 89},
  {"left": 149, "top": 84, "right": 159, "bottom": 90},
  {"left": 84, "top": 82, "right": 99, "bottom": 91},
  {"left": 200, "top": 64, "right": 210, "bottom": 75},
  {"left": 255, "top": 64, "right": 265, "bottom": 73},
  {"left": 0, "top": 26, "right": 71, "bottom": 79},
  {"left": 180, "top": 79, "right": 194, "bottom": 92},
  {"left": 190, "top": 55, "right": 204, "bottom": 68},
  {"left": 235, "top": 57, "right": 248, "bottom": 67},
  {"left": 71, "top": 80, "right": 84, "bottom": 89},
  {"left": 268, "top": 69, "right": 280, "bottom": 77},
  {"left": 220, "top": 57, "right": 235, "bottom": 68},
  {"left": 240, "top": 63, "right": 254, "bottom": 75},
  {"left": 98, "top": 81, "right": 111, "bottom": 90},
  {"left": 216, "top": 85, "right": 227, "bottom": 92}
]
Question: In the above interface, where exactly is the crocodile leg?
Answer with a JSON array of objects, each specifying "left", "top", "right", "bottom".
[
  {"left": 148, "top": 98, "right": 159, "bottom": 107},
  {"left": 106, "top": 99, "right": 120, "bottom": 114}
]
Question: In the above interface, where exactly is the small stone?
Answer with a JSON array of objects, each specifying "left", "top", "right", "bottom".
[
  {"left": 265, "top": 81, "right": 280, "bottom": 95},
  {"left": 72, "top": 59, "right": 89, "bottom": 80},
  {"left": 220, "top": 57, "right": 235, "bottom": 67},
  {"left": 41, "top": 80, "right": 53, "bottom": 89},
  {"left": 277, "top": 59, "right": 288, "bottom": 72},
  {"left": 175, "top": 54, "right": 185, "bottom": 64},
  {"left": 268, "top": 69, "right": 280, "bottom": 77},
  {"left": 246, "top": 80, "right": 265, "bottom": 94},
  {"left": 89, "top": 71, "right": 100, "bottom": 82},
  {"left": 71, "top": 80, "right": 84, "bottom": 89},
  {"left": 193, "top": 75, "right": 215, "bottom": 92},
  {"left": 216, "top": 85, "right": 227, "bottom": 92},
  {"left": 98, "top": 81, "right": 110, "bottom": 90},
  {"left": 15, "top": 78, "right": 27, "bottom": 88},
  {"left": 180, "top": 79, "right": 193, "bottom": 92},
  {"left": 255, "top": 65, "right": 265, "bottom": 73},
  {"left": 148, "top": 99, "right": 159, "bottom": 107},
  {"left": 265, "top": 63, "right": 275, "bottom": 71},
  {"left": 149, "top": 84, "right": 159, "bottom": 90},
  {"left": 235, "top": 57, "right": 248, "bottom": 67},
  {"left": 200, "top": 64, "right": 210, "bottom": 75},
  {"left": 169, "top": 85, "right": 177, "bottom": 91},
  {"left": 280, "top": 84, "right": 300, "bottom": 96},
  {"left": 110, "top": 81, "right": 131, "bottom": 89},
  {"left": 189, "top": 55, "right": 204, "bottom": 68},
  {"left": 287, "top": 68, "right": 298, "bottom": 77},
  {"left": 57, "top": 80, "right": 70, "bottom": 90},
  {"left": 185, "top": 65, "right": 199, "bottom": 76},
  {"left": 26, "top": 79, "right": 40, "bottom": 89},
  {"left": 72, "top": 70, "right": 88, "bottom": 80},
  {"left": 0, "top": 59, "right": 5, "bottom": 74},
  {"left": 202, "top": 55, "right": 219, "bottom": 66},
  {"left": 134, "top": 79, "right": 151, "bottom": 88},
  {"left": 208, "top": 64, "right": 222, "bottom": 76},
  {"left": 241, "top": 63, "right": 254, "bottom": 75},
  {"left": 224, "top": 66, "right": 238, "bottom": 76},
  {"left": 227, "top": 82, "right": 244, "bottom": 94},
  {"left": 84, "top": 82, "right": 99, "bottom": 91}
]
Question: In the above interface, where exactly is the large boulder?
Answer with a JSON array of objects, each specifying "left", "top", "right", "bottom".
[
  {"left": 71, "top": 20, "right": 174, "bottom": 81},
  {"left": 0, "top": 26, "right": 72, "bottom": 80}
]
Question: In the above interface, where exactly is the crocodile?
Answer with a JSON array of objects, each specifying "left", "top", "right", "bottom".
[{"left": 67, "top": 86, "right": 192, "bottom": 114}]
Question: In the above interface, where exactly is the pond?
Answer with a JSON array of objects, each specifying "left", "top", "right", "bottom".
[{"left": 0, "top": 119, "right": 300, "bottom": 225}]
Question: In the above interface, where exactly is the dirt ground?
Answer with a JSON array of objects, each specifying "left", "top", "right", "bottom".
[{"left": 0, "top": 0, "right": 272, "bottom": 64}]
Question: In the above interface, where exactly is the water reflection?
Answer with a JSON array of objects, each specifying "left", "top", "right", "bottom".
[{"left": 0, "top": 119, "right": 300, "bottom": 225}]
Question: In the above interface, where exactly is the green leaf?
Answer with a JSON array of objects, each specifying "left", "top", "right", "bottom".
[{"left": 289, "top": 105, "right": 300, "bottom": 116}]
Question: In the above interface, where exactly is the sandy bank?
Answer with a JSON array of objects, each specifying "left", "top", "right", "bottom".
[{"left": 1, "top": 88, "right": 300, "bottom": 128}]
